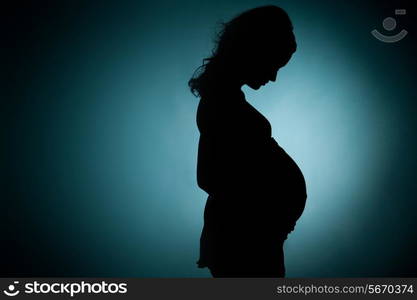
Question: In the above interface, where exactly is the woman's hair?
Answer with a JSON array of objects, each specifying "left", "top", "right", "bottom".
[{"left": 188, "top": 5, "right": 296, "bottom": 98}]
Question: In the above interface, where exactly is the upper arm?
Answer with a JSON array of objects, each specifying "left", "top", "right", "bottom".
[{"left": 196, "top": 102, "right": 263, "bottom": 195}]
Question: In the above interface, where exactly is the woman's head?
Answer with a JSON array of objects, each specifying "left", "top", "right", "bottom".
[{"left": 189, "top": 5, "right": 296, "bottom": 97}]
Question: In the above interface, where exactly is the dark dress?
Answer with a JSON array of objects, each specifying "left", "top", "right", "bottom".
[{"left": 196, "top": 88, "right": 306, "bottom": 277}]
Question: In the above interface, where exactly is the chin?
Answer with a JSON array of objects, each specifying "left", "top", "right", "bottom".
[{"left": 247, "top": 83, "right": 262, "bottom": 90}]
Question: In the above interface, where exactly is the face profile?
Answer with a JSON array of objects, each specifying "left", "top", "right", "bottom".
[
  {"left": 244, "top": 47, "right": 295, "bottom": 90},
  {"left": 189, "top": 5, "right": 297, "bottom": 97}
]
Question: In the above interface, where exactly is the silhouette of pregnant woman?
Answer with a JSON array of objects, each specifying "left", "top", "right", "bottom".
[{"left": 189, "top": 5, "right": 307, "bottom": 277}]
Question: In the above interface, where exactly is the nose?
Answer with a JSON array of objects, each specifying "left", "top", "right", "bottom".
[{"left": 270, "top": 69, "right": 278, "bottom": 82}]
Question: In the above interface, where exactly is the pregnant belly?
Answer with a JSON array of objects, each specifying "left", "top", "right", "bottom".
[{"left": 265, "top": 138, "right": 307, "bottom": 224}]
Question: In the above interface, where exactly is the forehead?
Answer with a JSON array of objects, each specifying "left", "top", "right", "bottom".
[
  {"left": 271, "top": 31, "right": 297, "bottom": 53},
  {"left": 263, "top": 48, "right": 294, "bottom": 68}
]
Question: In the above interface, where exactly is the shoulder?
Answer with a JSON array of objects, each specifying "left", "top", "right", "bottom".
[{"left": 196, "top": 96, "right": 243, "bottom": 135}]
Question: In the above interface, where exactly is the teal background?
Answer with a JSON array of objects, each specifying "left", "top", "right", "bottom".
[{"left": 5, "top": 0, "right": 417, "bottom": 276}]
